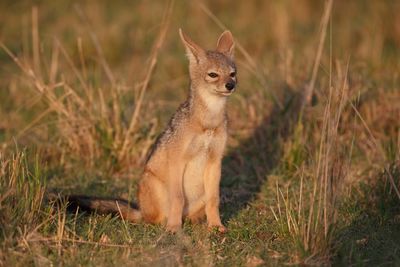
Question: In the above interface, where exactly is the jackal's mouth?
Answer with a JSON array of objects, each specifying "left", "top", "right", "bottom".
[{"left": 214, "top": 90, "right": 234, "bottom": 96}]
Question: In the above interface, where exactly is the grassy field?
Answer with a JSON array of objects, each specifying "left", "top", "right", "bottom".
[{"left": 1, "top": 0, "right": 399, "bottom": 266}]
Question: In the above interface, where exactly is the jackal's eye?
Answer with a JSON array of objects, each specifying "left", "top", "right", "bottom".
[
  {"left": 208, "top": 72, "right": 219, "bottom": 78},
  {"left": 230, "top": 72, "right": 236, "bottom": 78}
]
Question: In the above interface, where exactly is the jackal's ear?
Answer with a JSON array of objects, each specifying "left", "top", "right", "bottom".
[
  {"left": 179, "top": 29, "right": 205, "bottom": 64},
  {"left": 216, "top": 30, "right": 235, "bottom": 59}
]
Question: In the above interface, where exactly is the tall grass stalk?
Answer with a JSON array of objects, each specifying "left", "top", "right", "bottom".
[{"left": 271, "top": 63, "right": 350, "bottom": 264}]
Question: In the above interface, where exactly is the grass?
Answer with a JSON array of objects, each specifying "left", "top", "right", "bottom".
[{"left": 1, "top": 0, "right": 400, "bottom": 266}]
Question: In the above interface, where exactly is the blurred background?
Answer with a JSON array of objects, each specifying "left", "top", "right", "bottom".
[{"left": 0, "top": 0, "right": 399, "bottom": 165}]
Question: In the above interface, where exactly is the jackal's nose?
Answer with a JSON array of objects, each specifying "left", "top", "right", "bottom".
[{"left": 225, "top": 82, "right": 235, "bottom": 91}]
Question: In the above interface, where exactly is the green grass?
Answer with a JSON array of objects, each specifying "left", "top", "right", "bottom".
[{"left": 1, "top": 0, "right": 400, "bottom": 266}]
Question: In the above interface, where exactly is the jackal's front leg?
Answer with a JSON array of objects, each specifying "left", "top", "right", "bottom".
[
  {"left": 204, "top": 160, "right": 226, "bottom": 232},
  {"left": 166, "top": 161, "right": 185, "bottom": 232}
]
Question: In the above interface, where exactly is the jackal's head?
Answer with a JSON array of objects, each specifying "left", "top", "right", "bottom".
[{"left": 179, "top": 29, "right": 236, "bottom": 97}]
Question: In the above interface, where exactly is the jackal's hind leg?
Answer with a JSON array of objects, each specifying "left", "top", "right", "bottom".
[{"left": 138, "top": 173, "right": 168, "bottom": 225}]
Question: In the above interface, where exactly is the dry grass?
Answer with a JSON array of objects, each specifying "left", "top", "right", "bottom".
[
  {"left": 1, "top": 2, "right": 174, "bottom": 172},
  {"left": 271, "top": 64, "right": 350, "bottom": 264},
  {"left": 0, "top": 0, "right": 399, "bottom": 265}
]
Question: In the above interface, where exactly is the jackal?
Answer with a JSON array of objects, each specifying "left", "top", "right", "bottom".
[{"left": 60, "top": 29, "right": 237, "bottom": 232}]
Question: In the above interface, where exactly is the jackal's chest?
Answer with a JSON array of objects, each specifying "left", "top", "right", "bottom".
[
  {"left": 186, "top": 129, "right": 215, "bottom": 157},
  {"left": 183, "top": 130, "right": 215, "bottom": 202}
]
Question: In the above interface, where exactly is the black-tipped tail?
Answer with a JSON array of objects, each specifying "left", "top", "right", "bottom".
[{"left": 47, "top": 193, "right": 142, "bottom": 222}]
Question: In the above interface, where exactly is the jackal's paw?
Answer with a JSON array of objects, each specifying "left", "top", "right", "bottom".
[
  {"left": 208, "top": 224, "right": 227, "bottom": 233},
  {"left": 166, "top": 224, "right": 181, "bottom": 233}
]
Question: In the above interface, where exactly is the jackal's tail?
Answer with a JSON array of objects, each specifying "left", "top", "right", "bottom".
[{"left": 47, "top": 193, "right": 142, "bottom": 222}]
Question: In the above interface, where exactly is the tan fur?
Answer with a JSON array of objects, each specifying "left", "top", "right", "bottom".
[
  {"left": 135, "top": 29, "right": 236, "bottom": 232},
  {"left": 60, "top": 29, "right": 237, "bottom": 233}
]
